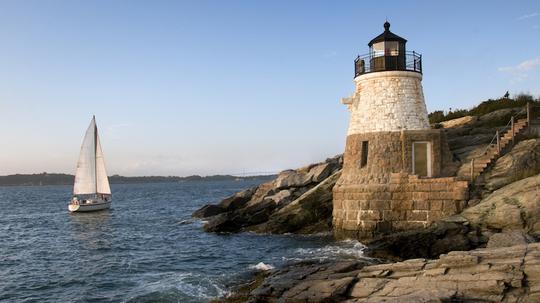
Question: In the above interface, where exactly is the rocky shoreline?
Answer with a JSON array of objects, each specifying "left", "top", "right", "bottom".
[
  {"left": 193, "top": 155, "right": 343, "bottom": 235},
  {"left": 196, "top": 107, "right": 540, "bottom": 302},
  {"left": 213, "top": 243, "right": 540, "bottom": 302}
]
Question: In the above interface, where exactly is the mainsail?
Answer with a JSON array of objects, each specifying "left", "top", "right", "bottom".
[
  {"left": 73, "top": 117, "right": 111, "bottom": 195},
  {"left": 95, "top": 130, "right": 111, "bottom": 194}
]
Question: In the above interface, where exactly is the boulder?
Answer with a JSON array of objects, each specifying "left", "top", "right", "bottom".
[
  {"left": 275, "top": 170, "right": 312, "bottom": 189},
  {"left": 461, "top": 173, "right": 540, "bottom": 234},
  {"left": 263, "top": 189, "right": 292, "bottom": 206},
  {"left": 247, "top": 180, "right": 276, "bottom": 205},
  {"left": 483, "top": 139, "right": 540, "bottom": 192},
  {"left": 307, "top": 162, "right": 333, "bottom": 183}
]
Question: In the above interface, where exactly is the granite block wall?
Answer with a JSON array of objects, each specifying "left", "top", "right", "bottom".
[{"left": 333, "top": 173, "right": 469, "bottom": 239}]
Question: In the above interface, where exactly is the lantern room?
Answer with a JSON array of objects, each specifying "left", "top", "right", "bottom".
[{"left": 354, "top": 22, "right": 422, "bottom": 77}]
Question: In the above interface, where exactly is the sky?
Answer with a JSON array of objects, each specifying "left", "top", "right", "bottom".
[{"left": 0, "top": 0, "right": 539, "bottom": 176}]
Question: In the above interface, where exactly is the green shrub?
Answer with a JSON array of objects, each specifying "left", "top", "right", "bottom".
[{"left": 428, "top": 93, "right": 539, "bottom": 124}]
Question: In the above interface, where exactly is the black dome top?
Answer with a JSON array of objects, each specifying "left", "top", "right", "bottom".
[{"left": 368, "top": 22, "right": 407, "bottom": 47}]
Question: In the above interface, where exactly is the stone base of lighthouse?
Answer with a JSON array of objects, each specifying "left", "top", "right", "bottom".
[{"left": 332, "top": 130, "right": 469, "bottom": 240}]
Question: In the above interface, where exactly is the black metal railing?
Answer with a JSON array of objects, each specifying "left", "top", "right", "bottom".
[{"left": 354, "top": 51, "right": 422, "bottom": 77}]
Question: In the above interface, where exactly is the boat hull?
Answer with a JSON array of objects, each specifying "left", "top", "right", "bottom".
[{"left": 68, "top": 200, "right": 111, "bottom": 212}]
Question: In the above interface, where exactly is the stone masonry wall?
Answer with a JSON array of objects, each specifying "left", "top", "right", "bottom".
[
  {"left": 333, "top": 173, "right": 469, "bottom": 239},
  {"left": 339, "top": 130, "right": 458, "bottom": 185},
  {"left": 333, "top": 129, "right": 463, "bottom": 239},
  {"left": 342, "top": 71, "right": 430, "bottom": 135}
]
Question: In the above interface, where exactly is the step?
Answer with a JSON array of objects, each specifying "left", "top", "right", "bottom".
[
  {"left": 481, "top": 150, "right": 498, "bottom": 158},
  {"left": 502, "top": 133, "right": 515, "bottom": 139},
  {"left": 473, "top": 156, "right": 493, "bottom": 163}
]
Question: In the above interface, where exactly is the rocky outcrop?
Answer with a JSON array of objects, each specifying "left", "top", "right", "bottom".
[
  {"left": 442, "top": 108, "right": 525, "bottom": 168},
  {"left": 192, "top": 187, "right": 256, "bottom": 218},
  {"left": 218, "top": 243, "right": 540, "bottom": 302},
  {"left": 461, "top": 173, "right": 540, "bottom": 236},
  {"left": 365, "top": 215, "right": 483, "bottom": 261},
  {"left": 482, "top": 138, "right": 540, "bottom": 192},
  {"left": 248, "top": 260, "right": 371, "bottom": 302},
  {"left": 248, "top": 171, "right": 341, "bottom": 234},
  {"left": 347, "top": 243, "right": 540, "bottom": 302},
  {"left": 193, "top": 155, "right": 343, "bottom": 233}
]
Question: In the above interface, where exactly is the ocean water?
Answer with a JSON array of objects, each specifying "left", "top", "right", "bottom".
[{"left": 0, "top": 181, "right": 368, "bottom": 303}]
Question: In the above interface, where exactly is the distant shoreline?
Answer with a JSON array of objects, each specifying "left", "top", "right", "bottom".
[{"left": 0, "top": 173, "right": 276, "bottom": 187}]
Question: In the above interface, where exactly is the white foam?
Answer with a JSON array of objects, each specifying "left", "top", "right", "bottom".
[
  {"left": 249, "top": 262, "right": 275, "bottom": 271},
  {"left": 126, "top": 271, "right": 227, "bottom": 301},
  {"left": 287, "top": 239, "right": 368, "bottom": 261},
  {"left": 176, "top": 219, "right": 193, "bottom": 225}
]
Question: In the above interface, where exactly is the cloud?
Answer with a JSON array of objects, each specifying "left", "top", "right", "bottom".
[
  {"left": 498, "top": 57, "right": 540, "bottom": 82},
  {"left": 517, "top": 12, "right": 539, "bottom": 20}
]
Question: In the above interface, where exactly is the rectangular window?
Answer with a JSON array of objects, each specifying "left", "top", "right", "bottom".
[
  {"left": 385, "top": 41, "right": 399, "bottom": 56},
  {"left": 413, "top": 142, "right": 432, "bottom": 177},
  {"left": 360, "top": 141, "right": 369, "bottom": 168},
  {"left": 372, "top": 42, "right": 385, "bottom": 57}
]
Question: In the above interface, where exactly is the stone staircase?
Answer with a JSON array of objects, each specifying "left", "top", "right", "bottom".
[{"left": 458, "top": 104, "right": 537, "bottom": 182}]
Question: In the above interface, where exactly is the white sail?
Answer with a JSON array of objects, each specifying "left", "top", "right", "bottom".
[
  {"left": 73, "top": 118, "right": 97, "bottom": 195},
  {"left": 95, "top": 130, "right": 111, "bottom": 194}
]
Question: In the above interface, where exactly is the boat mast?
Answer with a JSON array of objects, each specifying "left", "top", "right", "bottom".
[{"left": 94, "top": 116, "right": 98, "bottom": 197}]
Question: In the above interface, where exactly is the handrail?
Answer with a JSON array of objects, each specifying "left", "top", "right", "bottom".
[
  {"left": 480, "top": 114, "right": 512, "bottom": 155},
  {"left": 469, "top": 104, "right": 530, "bottom": 181}
]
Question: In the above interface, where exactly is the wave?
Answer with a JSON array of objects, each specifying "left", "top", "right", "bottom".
[
  {"left": 125, "top": 271, "right": 227, "bottom": 303},
  {"left": 285, "top": 239, "right": 368, "bottom": 262},
  {"left": 176, "top": 219, "right": 194, "bottom": 225},
  {"left": 249, "top": 262, "right": 275, "bottom": 271}
]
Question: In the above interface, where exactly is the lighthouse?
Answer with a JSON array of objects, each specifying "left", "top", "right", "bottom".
[{"left": 332, "top": 22, "right": 468, "bottom": 239}]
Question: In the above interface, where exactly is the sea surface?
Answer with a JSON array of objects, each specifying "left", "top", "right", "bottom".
[{"left": 0, "top": 181, "right": 368, "bottom": 303}]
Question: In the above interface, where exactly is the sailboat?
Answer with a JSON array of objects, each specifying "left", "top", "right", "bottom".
[{"left": 68, "top": 116, "right": 112, "bottom": 212}]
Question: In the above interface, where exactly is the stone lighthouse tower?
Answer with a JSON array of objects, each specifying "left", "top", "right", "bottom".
[{"left": 333, "top": 22, "right": 468, "bottom": 239}]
